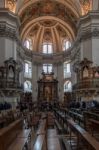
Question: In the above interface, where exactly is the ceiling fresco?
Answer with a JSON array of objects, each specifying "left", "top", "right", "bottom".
[
  {"left": 19, "top": 0, "right": 77, "bottom": 32},
  {"left": 4, "top": 0, "right": 93, "bottom": 52}
]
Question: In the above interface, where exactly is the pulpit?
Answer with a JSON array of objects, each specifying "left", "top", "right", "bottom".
[{"left": 37, "top": 72, "right": 58, "bottom": 102}]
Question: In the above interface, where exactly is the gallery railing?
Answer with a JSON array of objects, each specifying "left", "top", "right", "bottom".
[{"left": 73, "top": 78, "right": 99, "bottom": 91}]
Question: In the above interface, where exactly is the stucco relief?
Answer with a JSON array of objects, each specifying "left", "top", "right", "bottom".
[
  {"left": 6, "top": 0, "right": 17, "bottom": 13},
  {"left": 80, "top": 0, "right": 92, "bottom": 15}
]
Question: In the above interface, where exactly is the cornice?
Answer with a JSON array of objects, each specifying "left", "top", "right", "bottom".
[
  {"left": 77, "top": 10, "right": 99, "bottom": 41},
  {"left": 0, "top": 23, "right": 18, "bottom": 40},
  {"left": 0, "top": 8, "right": 20, "bottom": 27},
  {"left": 77, "top": 11, "right": 99, "bottom": 28},
  {"left": 78, "top": 27, "right": 99, "bottom": 42}
]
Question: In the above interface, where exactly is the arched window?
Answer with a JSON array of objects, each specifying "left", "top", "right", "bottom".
[
  {"left": 43, "top": 43, "right": 53, "bottom": 54},
  {"left": 43, "top": 64, "right": 53, "bottom": 73},
  {"left": 64, "top": 81, "right": 72, "bottom": 92},
  {"left": 63, "top": 39, "right": 71, "bottom": 51},
  {"left": 64, "top": 62, "right": 71, "bottom": 78},
  {"left": 24, "top": 61, "right": 32, "bottom": 78},
  {"left": 24, "top": 81, "right": 32, "bottom": 92},
  {"left": 24, "top": 38, "right": 32, "bottom": 50}
]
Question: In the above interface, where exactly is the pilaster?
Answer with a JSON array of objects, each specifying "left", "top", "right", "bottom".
[{"left": 77, "top": 11, "right": 99, "bottom": 65}]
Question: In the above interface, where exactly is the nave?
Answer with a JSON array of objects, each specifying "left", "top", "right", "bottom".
[{"left": 0, "top": 105, "right": 99, "bottom": 150}]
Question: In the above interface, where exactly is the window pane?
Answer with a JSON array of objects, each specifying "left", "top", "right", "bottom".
[
  {"left": 24, "top": 81, "right": 32, "bottom": 92},
  {"left": 43, "top": 45, "right": 47, "bottom": 53},
  {"left": 67, "top": 64, "right": 70, "bottom": 73},
  {"left": 43, "top": 64, "right": 52, "bottom": 73},
  {"left": 43, "top": 43, "right": 53, "bottom": 54},
  {"left": 48, "top": 65, "right": 52, "bottom": 73},
  {"left": 25, "top": 63, "right": 29, "bottom": 73},
  {"left": 48, "top": 45, "right": 52, "bottom": 54},
  {"left": 26, "top": 40, "right": 30, "bottom": 49},
  {"left": 24, "top": 62, "right": 32, "bottom": 78},
  {"left": 63, "top": 40, "right": 71, "bottom": 51},
  {"left": 43, "top": 65, "right": 47, "bottom": 73},
  {"left": 64, "top": 81, "right": 72, "bottom": 92},
  {"left": 24, "top": 39, "right": 32, "bottom": 50}
]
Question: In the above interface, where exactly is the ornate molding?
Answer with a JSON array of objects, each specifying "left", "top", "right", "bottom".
[
  {"left": 0, "top": 23, "right": 18, "bottom": 40},
  {"left": 6, "top": 0, "right": 17, "bottom": 13}
]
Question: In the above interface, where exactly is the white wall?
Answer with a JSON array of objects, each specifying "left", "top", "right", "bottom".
[{"left": 81, "top": 38, "right": 92, "bottom": 61}]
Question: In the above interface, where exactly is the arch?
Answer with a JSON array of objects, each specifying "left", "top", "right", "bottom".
[{"left": 17, "top": 0, "right": 81, "bottom": 18}]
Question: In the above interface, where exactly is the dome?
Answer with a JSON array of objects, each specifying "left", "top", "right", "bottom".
[{"left": 6, "top": 0, "right": 92, "bottom": 53}]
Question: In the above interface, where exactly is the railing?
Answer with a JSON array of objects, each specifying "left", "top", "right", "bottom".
[
  {"left": 0, "top": 79, "right": 23, "bottom": 90},
  {"left": 73, "top": 78, "right": 99, "bottom": 91}
]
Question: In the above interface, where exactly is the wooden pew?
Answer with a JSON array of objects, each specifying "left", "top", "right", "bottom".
[
  {"left": 89, "top": 119, "right": 99, "bottom": 136},
  {"left": 83, "top": 111, "right": 99, "bottom": 130},
  {"left": 8, "top": 138, "right": 27, "bottom": 150},
  {"left": 47, "top": 129, "right": 61, "bottom": 150},
  {"left": 47, "top": 112, "right": 55, "bottom": 127},
  {"left": 55, "top": 119, "right": 63, "bottom": 134},
  {"left": 17, "top": 128, "right": 31, "bottom": 138},
  {"left": 62, "top": 138, "right": 72, "bottom": 150},
  {"left": 33, "top": 134, "right": 47, "bottom": 150},
  {"left": 8, "top": 129, "right": 31, "bottom": 150},
  {"left": 0, "top": 119, "right": 22, "bottom": 150},
  {"left": 36, "top": 119, "right": 47, "bottom": 135},
  {"left": 33, "top": 118, "right": 47, "bottom": 150},
  {"left": 67, "top": 119, "right": 99, "bottom": 150}
]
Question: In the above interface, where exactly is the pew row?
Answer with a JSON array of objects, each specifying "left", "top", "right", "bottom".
[
  {"left": 47, "top": 129, "right": 61, "bottom": 150},
  {"left": 33, "top": 134, "right": 47, "bottom": 150},
  {"left": 33, "top": 118, "right": 47, "bottom": 150},
  {"left": 36, "top": 119, "right": 47, "bottom": 135},
  {"left": 0, "top": 119, "right": 23, "bottom": 150},
  {"left": 67, "top": 119, "right": 99, "bottom": 150},
  {"left": 8, "top": 129, "right": 31, "bottom": 150}
]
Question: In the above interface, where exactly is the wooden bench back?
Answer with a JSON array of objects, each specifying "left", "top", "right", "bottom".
[
  {"left": 67, "top": 119, "right": 99, "bottom": 150},
  {"left": 0, "top": 119, "right": 22, "bottom": 150},
  {"left": 36, "top": 119, "right": 47, "bottom": 135},
  {"left": 47, "top": 129, "right": 61, "bottom": 150},
  {"left": 33, "top": 134, "right": 47, "bottom": 150},
  {"left": 33, "top": 118, "right": 47, "bottom": 150}
]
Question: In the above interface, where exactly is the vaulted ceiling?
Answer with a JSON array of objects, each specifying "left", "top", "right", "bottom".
[{"left": 5, "top": 0, "right": 92, "bottom": 52}]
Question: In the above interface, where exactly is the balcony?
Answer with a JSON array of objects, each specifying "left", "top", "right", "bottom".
[
  {"left": 73, "top": 78, "right": 99, "bottom": 91},
  {"left": 0, "top": 79, "right": 23, "bottom": 91}
]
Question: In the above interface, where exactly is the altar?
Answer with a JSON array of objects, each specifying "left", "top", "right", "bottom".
[{"left": 37, "top": 72, "right": 58, "bottom": 102}]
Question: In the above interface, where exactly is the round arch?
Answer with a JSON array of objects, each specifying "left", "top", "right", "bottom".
[{"left": 17, "top": 0, "right": 81, "bottom": 18}]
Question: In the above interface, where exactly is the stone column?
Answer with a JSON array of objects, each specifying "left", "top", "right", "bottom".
[
  {"left": 32, "top": 57, "right": 42, "bottom": 102},
  {"left": 56, "top": 62, "right": 64, "bottom": 102}
]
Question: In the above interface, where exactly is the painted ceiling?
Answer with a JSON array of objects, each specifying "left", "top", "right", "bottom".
[{"left": 5, "top": 0, "right": 92, "bottom": 52}]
